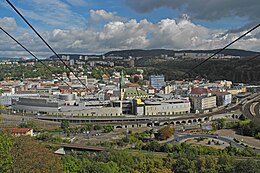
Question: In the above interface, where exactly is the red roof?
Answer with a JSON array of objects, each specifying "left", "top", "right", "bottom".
[
  {"left": 126, "top": 83, "right": 140, "bottom": 87},
  {"left": 8, "top": 128, "right": 32, "bottom": 133},
  {"left": 190, "top": 88, "right": 209, "bottom": 95},
  {"left": 210, "top": 91, "right": 231, "bottom": 95}
]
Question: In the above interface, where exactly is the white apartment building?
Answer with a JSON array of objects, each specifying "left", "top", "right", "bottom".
[{"left": 192, "top": 96, "right": 217, "bottom": 112}]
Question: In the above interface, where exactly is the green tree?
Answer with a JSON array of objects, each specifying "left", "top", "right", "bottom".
[
  {"left": 214, "top": 118, "right": 226, "bottom": 130},
  {"left": 234, "top": 159, "right": 260, "bottom": 173},
  {"left": 173, "top": 157, "right": 196, "bottom": 173},
  {"left": 94, "top": 124, "right": 102, "bottom": 130},
  {"left": 0, "top": 104, "right": 6, "bottom": 114},
  {"left": 143, "top": 141, "right": 161, "bottom": 152},
  {"left": 217, "top": 155, "right": 234, "bottom": 173},
  {"left": 63, "top": 155, "right": 83, "bottom": 173},
  {"left": 255, "top": 132, "right": 260, "bottom": 139},
  {"left": 19, "top": 121, "right": 38, "bottom": 131},
  {"left": 88, "top": 161, "right": 119, "bottom": 173},
  {"left": 85, "top": 123, "right": 94, "bottom": 132},
  {"left": 61, "top": 120, "right": 70, "bottom": 131},
  {"left": 197, "top": 156, "right": 218, "bottom": 173},
  {"left": 0, "top": 131, "right": 14, "bottom": 173},
  {"left": 103, "top": 125, "right": 114, "bottom": 133}
]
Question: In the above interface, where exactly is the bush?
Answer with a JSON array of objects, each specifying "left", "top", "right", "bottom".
[
  {"left": 103, "top": 125, "right": 114, "bottom": 133},
  {"left": 93, "top": 124, "right": 102, "bottom": 130},
  {"left": 35, "top": 133, "right": 65, "bottom": 144},
  {"left": 255, "top": 132, "right": 260, "bottom": 139}
]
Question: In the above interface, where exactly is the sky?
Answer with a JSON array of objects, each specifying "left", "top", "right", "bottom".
[{"left": 0, "top": 0, "right": 260, "bottom": 58}]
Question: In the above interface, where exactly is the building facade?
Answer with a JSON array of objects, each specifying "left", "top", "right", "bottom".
[
  {"left": 192, "top": 96, "right": 217, "bottom": 112},
  {"left": 149, "top": 75, "right": 165, "bottom": 91},
  {"left": 137, "top": 99, "right": 190, "bottom": 116}
]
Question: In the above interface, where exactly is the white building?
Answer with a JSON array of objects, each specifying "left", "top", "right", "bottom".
[{"left": 142, "top": 99, "right": 190, "bottom": 116}]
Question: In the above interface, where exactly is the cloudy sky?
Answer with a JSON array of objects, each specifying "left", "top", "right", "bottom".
[{"left": 0, "top": 0, "right": 259, "bottom": 58}]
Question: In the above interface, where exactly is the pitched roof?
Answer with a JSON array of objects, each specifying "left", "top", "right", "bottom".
[
  {"left": 8, "top": 128, "right": 32, "bottom": 133},
  {"left": 190, "top": 88, "right": 209, "bottom": 95},
  {"left": 126, "top": 82, "right": 140, "bottom": 87}
]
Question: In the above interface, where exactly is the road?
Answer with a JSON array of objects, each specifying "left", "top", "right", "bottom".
[
  {"left": 242, "top": 93, "right": 260, "bottom": 123},
  {"left": 170, "top": 134, "right": 243, "bottom": 148},
  {"left": 167, "top": 133, "right": 260, "bottom": 154},
  {"left": 254, "top": 102, "right": 260, "bottom": 117}
]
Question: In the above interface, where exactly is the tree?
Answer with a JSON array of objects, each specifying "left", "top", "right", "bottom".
[
  {"left": 63, "top": 155, "right": 83, "bottom": 173},
  {"left": 143, "top": 141, "right": 161, "bottom": 152},
  {"left": 197, "top": 156, "right": 218, "bottom": 173},
  {"left": 0, "top": 104, "right": 6, "bottom": 114},
  {"left": 255, "top": 132, "right": 260, "bottom": 139},
  {"left": 173, "top": 157, "right": 196, "bottom": 173},
  {"left": 88, "top": 161, "right": 119, "bottom": 173},
  {"left": 61, "top": 120, "right": 70, "bottom": 131},
  {"left": 19, "top": 121, "right": 38, "bottom": 131},
  {"left": 214, "top": 118, "right": 226, "bottom": 130},
  {"left": 157, "top": 126, "right": 175, "bottom": 140},
  {"left": 11, "top": 137, "right": 63, "bottom": 173},
  {"left": 217, "top": 155, "right": 234, "bottom": 173},
  {"left": 85, "top": 123, "right": 94, "bottom": 132},
  {"left": 133, "top": 75, "right": 140, "bottom": 83},
  {"left": 150, "top": 168, "right": 172, "bottom": 173},
  {"left": 94, "top": 124, "right": 102, "bottom": 130},
  {"left": 234, "top": 159, "right": 260, "bottom": 173},
  {"left": 161, "top": 143, "right": 174, "bottom": 153},
  {"left": 103, "top": 125, "right": 114, "bottom": 133},
  {"left": 0, "top": 131, "right": 14, "bottom": 173}
]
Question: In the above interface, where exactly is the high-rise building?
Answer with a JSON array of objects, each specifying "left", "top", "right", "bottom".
[{"left": 149, "top": 75, "right": 165, "bottom": 91}]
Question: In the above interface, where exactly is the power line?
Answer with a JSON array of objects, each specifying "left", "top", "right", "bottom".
[
  {"left": 0, "top": 27, "right": 72, "bottom": 88},
  {"left": 247, "top": 54, "right": 260, "bottom": 61},
  {"left": 6, "top": 0, "right": 88, "bottom": 89},
  {"left": 182, "top": 23, "right": 260, "bottom": 78}
]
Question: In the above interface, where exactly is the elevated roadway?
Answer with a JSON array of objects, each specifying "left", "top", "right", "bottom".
[
  {"left": 168, "top": 133, "right": 260, "bottom": 154},
  {"left": 242, "top": 93, "right": 260, "bottom": 123}
]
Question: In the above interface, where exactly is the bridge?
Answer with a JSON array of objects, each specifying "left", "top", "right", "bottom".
[{"left": 38, "top": 112, "right": 240, "bottom": 129}]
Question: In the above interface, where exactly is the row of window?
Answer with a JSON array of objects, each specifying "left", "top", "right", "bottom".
[
  {"left": 145, "top": 111, "right": 189, "bottom": 116},
  {"left": 146, "top": 105, "right": 189, "bottom": 110}
]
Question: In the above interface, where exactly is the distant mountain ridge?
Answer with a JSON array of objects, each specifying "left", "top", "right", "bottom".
[{"left": 105, "top": 49, "right": 259, "bottom": 58}]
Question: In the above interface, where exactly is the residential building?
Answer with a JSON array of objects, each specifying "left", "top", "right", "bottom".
[
  {"left": 192, "top": 96, "right": 217, "bottom": 113},
  {"left": 6, "top": 128, "right": 33, "bottom": 137},
  {"left": 211, "top": 91, "right": 232, "bottom": 106},
  {"left": 189, "top": 87, "right": 217, "bottom": 112},
  {"left": 149, "top": 75, "right": 165, "bottom": 91}
]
